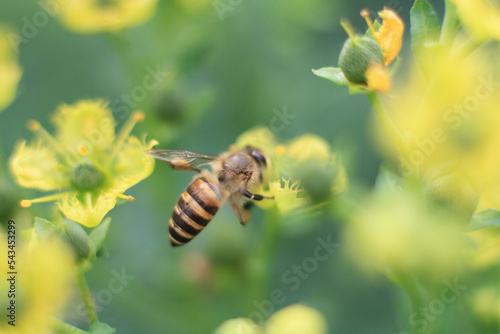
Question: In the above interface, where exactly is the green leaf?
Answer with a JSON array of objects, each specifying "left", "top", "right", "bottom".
[
  {"left": 34, "top": 217, "right": 57, "bottom": 240},
  {"left": 467, "top": 209, "right": 500, "bottom": 232},
  {"left": 410, "top": 0, "right": 441, "bottom": 72},
  {"left": 88, "top": 217, "right": 111, "bottom": 252},
  {"left": 90, "top": 322, "right": 116, "bottom": 334},
  {"left": 312, "top": 67, "right": 349, "bottom": 86}
]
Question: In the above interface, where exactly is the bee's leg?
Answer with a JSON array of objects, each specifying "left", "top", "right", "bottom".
[
  {"left": 242, "top": 189, "right": 274, "bottom": 201},
  {"left": 231, "top": 204, "right": 250, "bottom": 225}
]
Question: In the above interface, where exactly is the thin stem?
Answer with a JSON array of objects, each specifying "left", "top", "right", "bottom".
[
  {"left": 391, "top": 268, "right": 428, "bottom": 334},
  {"left": 440, "top": 0, "right": 461, "bottom": 51},
  {"left": 75, "top": 267, "right": 99, "bottom": 326},
  {"left": 49, "top": 317, "right": 89, "bottom": 334},
  {"left": 455, "top": 38, "right": 488, "bottom": 59},
  {"left": 248, "top": 208, "right": 280, "bottom": 305},
  {"left": 367, "top": 92, "right": 407, "bottom": 155}
]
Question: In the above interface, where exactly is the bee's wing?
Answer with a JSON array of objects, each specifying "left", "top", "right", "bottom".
[{"left": 144, "top": 149, "right": 218, "bottom": 172}]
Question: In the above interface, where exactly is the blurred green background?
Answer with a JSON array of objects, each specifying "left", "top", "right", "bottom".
[{"left": 0, "top": 0, "right": 449, "bottom": 333}]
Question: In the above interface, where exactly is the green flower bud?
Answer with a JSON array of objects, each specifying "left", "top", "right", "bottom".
[
  {"left": 63, "top": 219, "right": 92, "bottom": 260},
  {"left": 71, "top": 161, "right": 105, "bottom": 191},
  {"left": 338, "top": 36, "right": 384, "bottom": 84}
]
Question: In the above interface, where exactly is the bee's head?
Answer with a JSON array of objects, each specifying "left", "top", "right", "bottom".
[{"left": 223, "top": 153, "right": 253, "bottom": 177}]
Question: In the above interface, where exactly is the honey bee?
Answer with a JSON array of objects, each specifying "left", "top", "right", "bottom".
[{"left": 144, "top": 146, "right": 272, "bottom": 247}]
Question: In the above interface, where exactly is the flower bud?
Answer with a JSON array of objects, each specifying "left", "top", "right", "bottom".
[
  {"left": 338, "top": 36, "right": 384, "bottom": 84},
  {"left": 62, "top": 219, "right": 92, "bottom": 260},
  {"left": 71, "top": 160, "right": 105, "bottom": 191}
]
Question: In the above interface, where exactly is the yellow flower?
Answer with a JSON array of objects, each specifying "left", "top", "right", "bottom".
[
  {"left": 362, "top": 8, "right": 404, "bottom": 66},
  {"left": 380, "top": 48, "right": 500, "bottom": 213},
  {"left": 9, "top": 99, "right": 157, "bottom": 227},
  {"left": 0, "top": 25, "right": 22, "bottom": 112},
  {"left": 214, "top": 304, "right": 327, "bottom": 334},
  {"left": 451, "top": 0, "right": 500, "bottom": 41},
  {"left": 345, "top": 190, "right": 466, "bottom": 280},
  {"left": 0, "top": 227, "right": 75, "bottom": 334},
  {"left": 53, "top": 0, "right": 159, "bottom": 34}
]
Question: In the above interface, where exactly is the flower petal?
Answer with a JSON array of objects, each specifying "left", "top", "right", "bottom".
[
  {"left": 365, "top": 62, "right": 391, "bottom": 93},
  {"left": 111, "top": 136, "right": 155, "bottom": 193},
  {"left": 57, "top": 191, "right": 117, "bottom": 227},
  {"left": 373, "top": 9, "right": 404, "bottom": 66},
  {"left": 52, "top": 99, "right": 116, "bottom": 154},
  {"left": 9, "top": 141, "right": 70, "bottom": 191}
]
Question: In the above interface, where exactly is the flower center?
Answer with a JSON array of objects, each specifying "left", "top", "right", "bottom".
[{"left": 71, "top": 162, "right": 105, "bottom": 191}]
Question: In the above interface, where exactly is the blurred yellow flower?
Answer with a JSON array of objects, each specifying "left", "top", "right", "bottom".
[
  {"left": 451, "top": 0, "right": 500, "bottom": 41},
  {"left": 9, "top": 99, "right": 157, "bottom": 227},
  {"left": 265, "top": 304, "right": 327, "bottom": 334},
  {"left": 0, "top": 228, "right": 75, "bottom": 334},
  {"left": 345, "top": 190, "right": 466, "bottom": 280},
  {"left": 0, "top": 25, "right": 22, "bottom": 112},
  {"left": 285, "top": 134, "right": 331, "bottom": 164},
  {"left": 214, "top": 304, "right": 327, "bottom": 334},
  {"left": 380, "top": 48, "right": 500, "bottom": 213},
  {"left": 214, "top": 318, "right": 263, "bottom": 334},
  {"left": 53, "top": 0, "right": 159, "bottom": 34}
]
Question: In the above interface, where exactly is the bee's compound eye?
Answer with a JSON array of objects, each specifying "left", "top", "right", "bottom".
[{"left": 250, "top": 150, "right": 267, "bottom": 166}]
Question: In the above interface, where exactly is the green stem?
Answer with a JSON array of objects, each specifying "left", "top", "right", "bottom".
[
  {"left": 75, "top": 267, "right": 99, "bottom": 326},
  {"left": 367, "top": 92, "right": 407, "bottom": 155},
  {"left": 391, "top": 268, "right": 428, "bottom": 334},
  {"left": 49, "top": 318, "right": 89, "bottom": 334},
  {"left": 248, "top": 208, "right": 280, "bottom": 305},
  {"left": 440, "top": 0, "right": 461, "bottom": 51}
]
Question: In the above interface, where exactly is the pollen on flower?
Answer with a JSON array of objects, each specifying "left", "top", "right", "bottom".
[{"left": 20, "top": 199, "right": 32, "bottom": 208}]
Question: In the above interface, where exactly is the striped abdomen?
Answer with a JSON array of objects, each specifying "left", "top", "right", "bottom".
[{"left": 169, "top": 176, "right": 222, "bottom": 247}]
